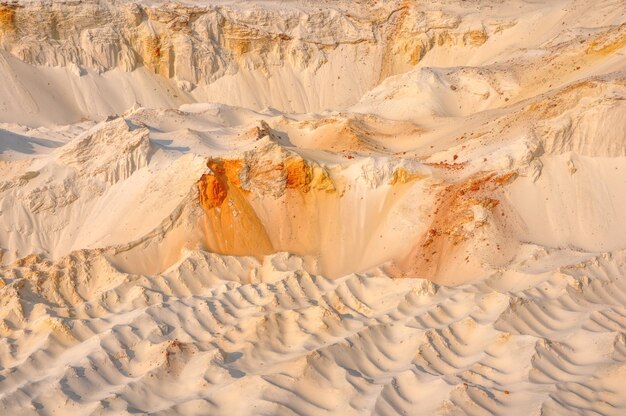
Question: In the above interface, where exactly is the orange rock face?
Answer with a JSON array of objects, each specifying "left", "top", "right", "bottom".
[
  {"left": 197, "top": 158, "right": 271, "bottom": 257},
  {"left": 143, "top": 34, "right": 168, "bottom": 75},
  {"left": 285, "top": 158, "right": 313, "bottom": 190},
  {"left": 199, "top": 154, "right": 333, "bottom": 207},
  {"left": 207, "top": 159, "right": 245, "bottom": 188},
  {"left": 195, "top": 154, "right": 340, "bottom": 264},
  {"left": 0, "top": 5, "right": 17, "bottom": 34},
  {"left": 197, "top": 174, "right": 227, "bottom": 209},
  {"left": 463, "top": 30, "right": 488, "bottom": 46},
  {"left": 390, "top": 167, "right": 426, "bottom": 185},
  {"left": 379, "top": 0, "right": 489, "bottom": 81}
]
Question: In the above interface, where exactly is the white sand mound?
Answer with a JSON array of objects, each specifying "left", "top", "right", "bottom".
[{"left": 0, "top": 0, "right": 625, "bottom": 414}]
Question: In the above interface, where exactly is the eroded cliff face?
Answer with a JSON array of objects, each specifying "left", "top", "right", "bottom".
[
  {"left": 378, "top": 0, "right": 491, "bottom": 81},
  {"left": 0, "top": 0, "right": 523, "bottom": 121},
  {"left": 194, "top": 135, "right": 432, "bottom": 277},
  {"left": 0, "top": 1, "right": 377, "bottom": 86}
]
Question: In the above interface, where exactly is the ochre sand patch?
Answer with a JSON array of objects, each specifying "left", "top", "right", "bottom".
[
  {"left": 390, "top": 172, "right": 516, "bottom": 282},
  {"left": 197, "top": 156, "right": 340, "bottom": 268}
]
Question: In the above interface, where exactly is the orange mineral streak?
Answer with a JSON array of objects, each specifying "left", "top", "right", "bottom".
[
  {"left": 221, "top": 19, "right": 280, "bottom": 59},
  {"left": 197, "top": 156, "right": 342, "bottom": 269},
  {"left": 463, "top": 30, "right": 488, "bottom": 46},
  {"left": 379, "top": 0, "right": 489, "bottom": 81},
  {"left": 143, "top": 34, "right": 164, "bottom": 74},
  {"left": 197, "top": 174, "right": 227, "bottom": 209},
  {"left": 391, "top": 172, "right": 515, "bottom": 280},
  {"left": 379, "top": 0, "right": 412, "bottom": 81},
  {"left": 0, "top": 5, "right": 17, "bottom": 34},
  {"left": 390, "top": 167, "right": 426, "bottom": 185},
  {"left": 198, "top": 159, "right": 273, "bottom": 257},
  {"left": 586, "top": 23, "right": 626, "bottom": 56},
  {"left": 207, "top": 159, "right": 245, "bottom": 188},
  {"left": 285, "top": 158, "right": 313, "bottom": 190}
]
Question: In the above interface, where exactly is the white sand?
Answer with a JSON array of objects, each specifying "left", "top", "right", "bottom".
[{"left": 0, "top": 0, "right": 625, "bottom": 414}]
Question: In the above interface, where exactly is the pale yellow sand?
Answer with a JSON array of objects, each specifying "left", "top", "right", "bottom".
[{"left": 0, "top": 0, "right": 625, "bottom": 414}]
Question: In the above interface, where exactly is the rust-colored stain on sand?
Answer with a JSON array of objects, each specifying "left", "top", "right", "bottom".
[
  {"left": 0, "top": 5, "right": 17, "bottom": 34},
  {"left": 392, "top": 172, "right": 514, "bottom": 279},
  {"left": 285, "top": 158, "right": 313, "bottom": 190},
  {"left": 197, "top": 173, "right": 227, "bottom": 209}
]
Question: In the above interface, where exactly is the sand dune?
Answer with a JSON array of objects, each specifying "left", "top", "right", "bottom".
[
  {"left": 2, "top": 248, "right": 626, "bottom": 415},
  {"left": 0, "top": 0, "right": 625, "bottom": 414}
]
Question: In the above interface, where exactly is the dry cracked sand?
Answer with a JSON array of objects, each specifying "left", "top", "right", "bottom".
[{"left": 0, "top": 0, "right": 626, "bottom": 414}]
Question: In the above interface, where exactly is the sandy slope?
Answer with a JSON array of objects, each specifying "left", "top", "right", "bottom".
[{"left": 0, "top": 0, "right": 625, "bottom": 414}]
